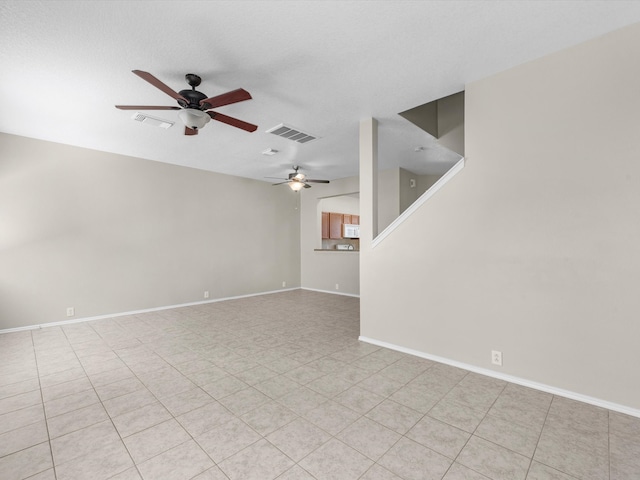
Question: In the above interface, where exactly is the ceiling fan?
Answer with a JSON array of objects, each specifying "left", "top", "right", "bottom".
[
  {"left": 115, "top": 70, "right": 257, "bottom": 136},
  {"left": 270, "top": 165, "right": 330, "bottom": 191}
]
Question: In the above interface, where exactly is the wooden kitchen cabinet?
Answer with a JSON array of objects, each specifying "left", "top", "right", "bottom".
[
  {"left": 329, "top": 212, "right": 343, "bottom": 239},
  {"left": 322, "top": 211, "right": 360, "bottom": 240},
  {"left": 321, "top": 212, "right": 330, "bottom": 239}
]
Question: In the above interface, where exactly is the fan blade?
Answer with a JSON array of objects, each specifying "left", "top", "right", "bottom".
[
  {"left": 201, "top": 88, "right": 252, "bottom": 109},
  {"left": 115, "top": 105, "right": 181, "bottom": 110},
  {"left": 185, "top": 127, "right": 198, "bottom": 136},
  {"left": 304, "top": 183, "right": 312, "bottom": 188},
  {"left": 272, "top": 181, "right": 289, "bottom": 186},
  {"left": 207, "top": 112, "right": 257, "bottom": 132},
  {"left": 265, "top": 176, "right": 287, "bottom": 180},
  {"left": 306, "top": 179, "right": 330, "bottom": 183},
  {"left": 132, "top": 70, "right": 188, "bottom": 103}
]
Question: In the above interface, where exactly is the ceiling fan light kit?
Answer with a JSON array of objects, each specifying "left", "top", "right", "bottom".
[
  {"left": 177, "top": 109, "right": 210, "bottom": 130},
  {"left": 270, "top": 165, "right": 330, "bottom": 192},
  {"left": 289, "top": 181, "right": 306, "bottom": 192},
  {"left": 116, "top": 70, "right": 257, "bottom": 136}
]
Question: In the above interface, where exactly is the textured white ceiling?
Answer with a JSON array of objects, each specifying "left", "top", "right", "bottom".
[{"left": 2, "top": 1, "right": 640, "bottom": 182}]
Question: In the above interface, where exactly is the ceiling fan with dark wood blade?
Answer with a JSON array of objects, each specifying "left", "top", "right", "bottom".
[
  {"left": 269, "top": 165, "right": 330, "bottom": 191},
  {"left": 116, "top": 70, "right": 258, "bottom": 136}
]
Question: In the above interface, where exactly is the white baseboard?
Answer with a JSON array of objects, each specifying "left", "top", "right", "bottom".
[
  {"left": 359, "top": 335, "right": 640, "bottom": 419},
  {"left": 0, "top": 288, "right": 299, "bottom": 334},
  {"left": 301, "top": 287, "right": 360, "bottom": 298}
]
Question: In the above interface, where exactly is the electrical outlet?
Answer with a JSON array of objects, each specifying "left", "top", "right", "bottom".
[
  {"left": 204, "top": 291, "right": 209, "bottom": 299},
  {"left": 282, "top": 281, "right": 286, "bottom": 288},
  {"left": 491, "top": 350, "right": 503, "bottom": 366},
  {"left": 66, "top": 307, "right": 75, "bottom": 317},
  {"left": 335, "top": 283, "right": 339, "bottom": 290}
]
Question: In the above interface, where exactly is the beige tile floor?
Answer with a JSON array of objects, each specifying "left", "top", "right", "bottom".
[{"left": 0, "top": 290, "right": 638, "bottom": 480}]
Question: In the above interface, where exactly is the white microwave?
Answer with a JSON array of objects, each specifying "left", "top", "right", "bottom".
[{"left": 343, "top": 224, "right": 360, "bottom": 238}]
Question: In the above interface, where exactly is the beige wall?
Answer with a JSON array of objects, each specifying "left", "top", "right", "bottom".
[
  {"left": 377, "top": 168, "right": 399, "bottom": 233},
  {"left": 416, "top": 173, "right": 442, "bottom": 198},
  {"left": 0, "top": 134, "right": 300, "bottom": 330},
  {"left": 437, "top": 91, "right": 465, "bottom": 157},
  {"left": 300, "top": 176, "right": 360, "bottom": 296},
  {"left": 361, "top": 23, "right": 640, "bottom": 410},
  {"left": 399, "top": 167, "right": 419, "bottom": 214},
  {"left": 380, "top": 167, "right": 431, "bottom": 231},
  {"left": 318, "top": 195, "right": 359, "bottom": 216}
]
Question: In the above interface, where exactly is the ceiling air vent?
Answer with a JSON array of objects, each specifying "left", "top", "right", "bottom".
[
  {"left": 131, "top": 112, "right": 174, "bottom": 129},
  {"left": 266, "top": 123, "right": 318, "bottom": 144}
]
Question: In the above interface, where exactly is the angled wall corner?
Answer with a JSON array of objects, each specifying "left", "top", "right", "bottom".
[{"left": 399, "top": 91, "right": 465, "bottom": 156}]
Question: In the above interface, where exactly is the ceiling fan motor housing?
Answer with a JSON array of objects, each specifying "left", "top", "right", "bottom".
[{"left": 178, "top": 89, "right": 209, "bottom": 110}]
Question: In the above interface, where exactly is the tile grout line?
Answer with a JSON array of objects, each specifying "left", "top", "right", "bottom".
[
  {"left": 92, "top": 321, "right": 199, "bottom": 480},
  {"left": 607, "top": 409, "right": 611, "bottom": 480},
  {"left": 431, "top": 370, "right": 505, "bottom": 479},
  {"left": 173, "top": 307, "right": 334, "bottom": 479},
  {"left": 521, "top": 391, "right": 554, "bottom": 479},
  {"left": 61, "top": 322, "right": 148, "bottom": 480},
  {"left": 350, "top": 358, "right": 461, "bottom": 480},
  {"left": 372, "top": 360, "right": 452, "bottom": 480},
  {"left": 102, "top": 329, "right": 216, "bottom": 479},
  {"left": 168, "top": 318, "right": 383, "bottom": 479},
  {"left": 30, "top": 328, "right": 58, "bottom": 480},
  {"left": 100, "top": 311, "right": 316, "bottom": 479}
]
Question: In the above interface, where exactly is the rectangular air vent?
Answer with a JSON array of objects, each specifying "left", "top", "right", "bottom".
[
  {"left": 132, "top": 112, "right": 174, "bottom": 129},
  {"left": 266, "top": 123, "right": 318, "bottom": 144}
]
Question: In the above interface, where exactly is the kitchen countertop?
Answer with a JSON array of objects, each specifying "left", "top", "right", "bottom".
[{"left": 314, "top": 249, "right": 359, "bottom": 252}]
